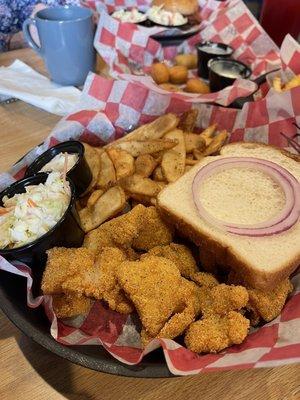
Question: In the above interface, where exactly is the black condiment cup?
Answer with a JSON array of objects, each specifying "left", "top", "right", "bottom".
[
  {"left": 196, "top": 41, "right": 234, "bottom": 79},
  {"left": 208, "top": 57, "right": 252, "bottom": 92},
  {"left": 0, "top": 173, "right": 84, "bottom": 272},
  {"left": 25, "top": 141, "right": 92, "bottom": 197}
]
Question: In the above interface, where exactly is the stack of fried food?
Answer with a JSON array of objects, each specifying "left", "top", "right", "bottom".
[
  {"left": 150, "top": 54, "right": 211, "bottom": 94},
  {"left": 76, "top": 111, "right": 228, "bottom": 233},
  {"left": 41, "top": 204, "right": 293, "bottom": 354}
]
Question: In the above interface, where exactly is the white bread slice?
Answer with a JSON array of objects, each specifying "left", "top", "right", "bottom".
[{"left": 157, "top": 143, "right": 300, "bottom": 290}]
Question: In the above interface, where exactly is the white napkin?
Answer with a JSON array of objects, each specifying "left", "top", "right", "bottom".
[{"left": 0, "top": 60, "right": 81, "bottom": 116}]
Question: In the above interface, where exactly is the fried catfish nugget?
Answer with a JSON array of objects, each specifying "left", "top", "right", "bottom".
[
  {"left": 228, "top": 272, "right": 293, "bottom": 324},
  {"left": 190, "top": 271, "right": 219, "bottom": 288},
  {"left": 116, "top": 256, "right": 195, "bottom": 338},
  {"left": 84, "top": 205, "right": 173, "bottom": 253},
  {"left": 41, "top": 248, "right": 96, "bottom": 295},
  {"left": 142, "top": 243, "right": 197, "bottom": 278},
  {"left": 52, "top": 294, "right": 92, "bottom": 319},
  {"left": 185, "top": 311, "right": 250, "bottom": 353},
  {"left": 63, "top": 247, "right": 133, "bottom": 314}
]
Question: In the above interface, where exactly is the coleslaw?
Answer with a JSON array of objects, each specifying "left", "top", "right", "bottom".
[
  {"left": 0, "top": 172, "right": 71, "bottom": 249},
  {"left": 40, "top": 152, "right": 78, "bottom": 173},
  {"left": 147, "top": 6, "right": 187, "bottom": 26}
]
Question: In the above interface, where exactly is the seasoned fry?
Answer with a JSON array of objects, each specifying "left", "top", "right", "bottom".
[
  {"left": 106, "top": 148, "right": 135, "bottom": 180},
  {"left": 81, "top": 143, "right": 101, "bottom": 195},
  {"left": 110, "top": 139, "right": 178, "bottom": 157},
  {"left": 272, "top": 76, "right": 282, "bottom": 92},
  {"left": 193, "top": 149, "right": 204, "bottom": 161},
  {"left": 199, "top": 124, "right": 217, "bottom": 145},
  {"left": 87, "top": 189, "right": 104, "bottom": 208},
  {"left": 97, "top": 151, "right": 116, "bottom": 189},
  {"left": 113, "top": 114, "right": 179, "bottom": 142},
  {"left": 134, "top": 154, "right": 157, "bottom": 178},
  {"left": 78, "top": 186, "right": 126, "bottom": 232},
  {"left": 284, "top": 74, "right": 300, "bottom": 91},
  {"left": 185, "top": 158, "right": 200, "bottom": 165},
  {"left": 152, "top": 166, "right": 165, "bottom": 181},
  {"left": 184, "top": 133, "right": 206, "bottom": 152},
  {"left": 120, "top": 174, "right": 162, "bottom": 197},
  {"left": 161, "top": 129, "right": 186, "bottom": 182},
  {"left": 178, "top": 109, "right": 198, "bottom": 132},
  {"left": 203, "top": 130, "right": 228, "bottom": 156}
]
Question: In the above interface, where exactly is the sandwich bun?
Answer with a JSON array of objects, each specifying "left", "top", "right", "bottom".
[{"left": 152, "top": 0, "right": 198, "bottom": 16}]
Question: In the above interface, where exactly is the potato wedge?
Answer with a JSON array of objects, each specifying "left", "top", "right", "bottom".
[
  {"left": 130, "top": 193, "right": 155, "bottom": 206},
  {"left": 78, "top": 186, "right": 126, "bottom": 232},
  {"left": 120, "top": 174, "right": 162, "bottom": 197},
  {"left": 184, "top": 133, "right": 206, "bottom": 152},
  {"left": 106, "top": 148, "right": 135, "bottom": 180},
  {"left": 81, "top": 143, "right": 101, "bottom": 196},
  {"left": 193, "top": 149, "right": 204, "bottom": 161},
  {"left": 87, "top": 189, "right": 104, "bottom": 208},
  {"left": 186, "top": 158, "right": 200, "bottom": 165},
  {"left": 284, "top": 74, "right": 300, "bottom": 91},
  {"left": 199, "top": 124, "right": 217, "bottom": 145},
  {"left": 97, "top": 151, "right": 116, "bottom": 189},
  {"left": 152, "top": 166, "right": 165, "bottom": 182},
  {"left": 109, "top": 139, "right": 178, "bottom": 157},
  {"left": 161, "top": 129, "right": 186, "bottom": 182},
  {"left": 135, "top": 154, "right": 157, "bottom": 178},
  {"left": 178, "top": 109, "right": 198, "bottom": 132},
  {"left": 203, "top": 130, "right": 228, "bottom": 156},
  {"left": 110, "top": 114, "right": 179, "bottom": 143}
]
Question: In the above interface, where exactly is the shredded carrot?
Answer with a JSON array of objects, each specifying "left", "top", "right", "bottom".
[
  {"left": 0, "top": 206, "right": 14, "bottom": 215},
  {"left": 27, "top": 199, "right": 37, "bottom": 208}
]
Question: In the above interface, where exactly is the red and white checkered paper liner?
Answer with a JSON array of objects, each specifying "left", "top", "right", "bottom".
[{"left": 90, "top": 0, "right": 281, "bottom": 106}]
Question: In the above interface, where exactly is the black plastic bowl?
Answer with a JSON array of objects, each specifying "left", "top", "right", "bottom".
[
  {"left": 208, "top": 57, "right": 252, "bottom": 92},
  {"left": 196, "top": 41, "right": 234, "bottom": 79},
  {"left": 25, "top": 141, "right": 92, "bottom": 197},
  {"left": 0, "top": 172, "right": 84, "bottom": 271}
]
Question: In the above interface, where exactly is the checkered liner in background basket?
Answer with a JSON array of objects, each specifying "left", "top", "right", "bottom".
[{"left": 88, "top": 0, "right": 281, "bottom": 105}]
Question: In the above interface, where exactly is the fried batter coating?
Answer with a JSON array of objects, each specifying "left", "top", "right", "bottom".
[
  {"left": 116, "top": 256, "right": 194, "bottom": 338},
  {"left": 131, "top": 206, "right": 173, "bottom": 251},
  {"left": 63, "top": 247, "right": 133, "bottom": 314},
  {"left": 190, "top": 271, "right": 219, "bottom": 288},
  {"left": 228, "top": 272, "right": 293, "bottom": 324},
  {"left": 184, "top": 311, "right": 250, "bottom": 353},
  {"left": 169, "top": 65, "right": 188, "bottom": 84},
  {"left": 151, "top": 62, "right": 170, "bottom": 84},
  {"left": 41, "top": 248, "right": 96, "bottom": 295},
  {"left": 83, "top": 204, "right": 173, "bottom": 253},
  {"left": 206, "top": 284, "right": 249, "bottom": 316},
  {"left": 142, "top": 243, "right": 197, "bottom": 278},
  {"left": 52, "top": 294, "right": 92, "bottom": 319},
  {"left": 247, "top": 279, "right": 293, "bottom": 323},
  {"left": 184, "top": 78, "right": 210, "bottom": 94}
]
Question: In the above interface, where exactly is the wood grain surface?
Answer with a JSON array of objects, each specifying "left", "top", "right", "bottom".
[{"left": 0, "top": 49, "right": 300, "bottom": 400}]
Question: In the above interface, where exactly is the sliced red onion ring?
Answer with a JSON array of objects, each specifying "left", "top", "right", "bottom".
[{"left": 192, "top": 157, "right": 300, "bottom": 237}]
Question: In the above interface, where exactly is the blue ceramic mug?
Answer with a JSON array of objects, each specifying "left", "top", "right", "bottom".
[{"left": 23, "top": 6, "right": 96, "bottom": 86}]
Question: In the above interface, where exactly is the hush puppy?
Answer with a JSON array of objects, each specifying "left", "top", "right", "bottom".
[
  {"left": 151, "top": 62, "right": 170, "bottom": 84},
  {"left": 169, "top": 65, "right": 188, "bottom": 84},
  {"left": 184, "top": 78, "right": 210, "bottom": 94},
  {"left": 174, "top": 54, "right": 197, "bottom": 69}
]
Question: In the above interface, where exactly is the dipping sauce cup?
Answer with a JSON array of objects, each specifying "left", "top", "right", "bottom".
[
  {"left": 208, "top": 57, "right": 252, "bottom": 92},
  {"left": 196, "top": 41, "right": 234, "bottom": 79}
]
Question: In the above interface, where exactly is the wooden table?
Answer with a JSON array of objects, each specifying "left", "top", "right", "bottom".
[{"left": 0, "top": 48, "right": 299, "bottom": 400}]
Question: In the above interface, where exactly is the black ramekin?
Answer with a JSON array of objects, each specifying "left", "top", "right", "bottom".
[
  {"left": 0, "top": 172, "right": 84, "bottom": 271},
  {"left": 196, "top": 41, "right": 234, "bottom": 79},
  {"left": 208, "top": 57, "right": 252, "bottom": 92},
  {"left": 25, "top": 141, "right": 92, "bottom": 197}
]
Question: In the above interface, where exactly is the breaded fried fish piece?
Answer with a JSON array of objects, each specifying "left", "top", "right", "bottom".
[
  {"left": 41, "top": 247, "right": 96, "bottom": 295},
  {"left": 185, "top": 311, "right": 250, "bottom": 353},
  {"left": 190, "top": 271, "right": 219, "bottom": 288},
  {"left": 52, "top": 294, "right": 92, "bottom": 319},
  {"left": 83, "top": 204, "right": 173, "bottom": 254},
  {"left": 228, "top": 272, "right": 293, "bottom": 324},
  {"left": 143, "top": 243, "right": 197, "bottom": 278},
  {"left": 116, "top": 256, "right": 194, "bottom": 338}
]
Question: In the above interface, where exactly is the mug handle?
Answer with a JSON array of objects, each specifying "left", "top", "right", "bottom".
[{"left": 22, "top": 18, "right": 43, "bottom": 56}]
